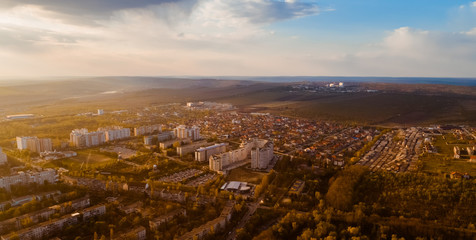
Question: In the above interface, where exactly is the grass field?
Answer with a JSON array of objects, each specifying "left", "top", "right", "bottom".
[
  {"left": 421, "top": 134, "right": 476, "bottom": 175},
  {"left": 42, "top": 150, "right": 115, "bottom": 170},
  {"left": 226, "top": 165, "right": 266, "bottom": 184}
]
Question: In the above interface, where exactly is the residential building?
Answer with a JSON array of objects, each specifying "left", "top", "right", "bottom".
[
  {"left": 99, "top": 126, "right": 131, "bottom": 142},
  {"left": 70, "top": 129, "right": 105, "bottom": 148},
  {"left": 0, "top": 203, "right": 104, "bottom": 240},
  {"left": 82, "top": 204, "right": 106, "bottom": 221},
  {"left": 134, "top": 124, "right": 162, "bottom": 136},
  {"left": 195, "top": 143, "right": 228, "bottom": 162},
  {"left": 177, "top": 201, "right": 234, "bottom": 240},
  {"left": 16, "top": 137, "right": 52, "bottom": 153},
  {"left": 144, "top": 131, "right": 174, "bottom": 145},
  {"left": 209, "top": 139, "right": 273, "bottom": 172},
  {"left": 174, "top": 125, "right": 200, "bottom": 140},
  {"left": 114, "top": 226, "right": 146, "bottom": 240},
  {"left": 250, "top": 139, "right": 274, "bottom": 169},
  {"left": 0, "top": 169, "right": 56, "bottom": 191},
  {"left": 176, "top": 140, "right": 209, "bottom": 156},
  {"left": 149, "top": 208, "right": 186, "bottom": 230},
  {"left": 0, "top": 147, "right": 6, "bottom": 165}
]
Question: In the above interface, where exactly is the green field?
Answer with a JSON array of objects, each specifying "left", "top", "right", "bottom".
[
  {"left": 42, "top": 150, "right": 115, "bottom": 170},
  {"left": 226, "top": 165, "right": 266, "bottom": 184},
  {"left": 421, "top": 134, "right": 476, "bottom": 175}
]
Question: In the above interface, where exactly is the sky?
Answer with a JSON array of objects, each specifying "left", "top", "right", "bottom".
[{"left": 0, "top": 0, "right": 476, "bottom": 78}]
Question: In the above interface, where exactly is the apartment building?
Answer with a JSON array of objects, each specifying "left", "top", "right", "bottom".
[
  {"left": 195, "top": 143, "right": 228, "bottom": 162},
  {"left": 134, "top": 124, "right": 162, "bottom": 136},
  {"left": 0, "top": 169, "right": 56, "bottom": 191},
  {"left": 99, "top": 126, "right": 131, "bottom": 142},
  {"left": 70, "top": 129, "right": 106, "bottom": 148},
  {"left": 16, "top": 137, "right": 52, "bottom": 153},
  {"left": 0, "top": 147, "right": 6, "bottom": 165},
  {"left": 209, "top": 139, "right": 273, "bottom": 172},
  {"left": 174, "top": 125, "right": 200, "bottom": 140},
  {"left": 114, "top": 226, "right": 146, "bottom": 240},
  {"left": 0, "top": 203, "right": 105, "bottom": 240},
  {"left": 250, "top": 140, "right": 274, "bottom": 169}
]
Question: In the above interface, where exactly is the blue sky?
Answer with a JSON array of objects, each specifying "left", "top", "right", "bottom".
[{"left": 0, "top": 0, "right": 475, "bottom": 77}]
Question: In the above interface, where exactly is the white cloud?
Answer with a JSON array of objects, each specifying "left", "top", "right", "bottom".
[
  {"left": 0, "top": 1, "right": 476, "bottom": 77},
  {"left": 472, "top": 1, "right": 476, "bottom": 7}
]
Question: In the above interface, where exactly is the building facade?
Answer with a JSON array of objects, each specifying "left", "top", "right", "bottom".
[
  {"left": 250, "top": 140, "right": 274, "bottom": 169},
  {"left": 174, "top": 125, "right": 200, "bottom": 140},
  {"left": 134, "top": 124, "right": 162, "bottom": 136},
  {"left": 195, "top": 143, "right": 227, "bottom": 162},
  {"left": 209, "top": 139, "right": 273, "bottom": 172},
  {"left": 16, "top": 137, "right": 52, "bottom": 153},
  {"left": 0, "top": 169, "right": 56, "bottom": 191},
  {"left": 99, "top": 126, "right": 131, "bottom": 142},
  {"left": 70, "top": 129, "right": 106, "bottom": 148},
  {"left": 0, "top": 147, "right": 6, "bottom": 165}
]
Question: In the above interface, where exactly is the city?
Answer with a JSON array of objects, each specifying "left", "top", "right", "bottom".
[
  {"left": 0, "top": 99, "right": 475, "bottom": 239},
  {"left": 1, "top": 0, "right": 476, "bottom": 239}
]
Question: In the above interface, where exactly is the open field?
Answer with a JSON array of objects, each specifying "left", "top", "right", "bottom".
[
  {"left": 420, "top": 134, "right": 476, "bottom": 175},
  {"left": 226, "top": 165, "right": 266, "bottom": 184},
  {"left": 421, "top": 154, "right": 476, "bottom": 176},
  {"left": 42, "top": 150, "right": 115, "bottom": 170},
  {"left": 1, "top": 78, "right": 476, "bottom": 126}
]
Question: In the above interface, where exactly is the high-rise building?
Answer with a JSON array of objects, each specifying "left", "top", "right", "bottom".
[
  {"left": 134, "top": 124, "right": 162, "bottom": 136},
  {"left": 195, "top": 143, "right": 227, "bottom": 162},
  {"left": 209, "top": 139, "right": 273, "bottom": 172},
  {"left": 0, "top": 147, "right": 7, "bottom": 165},
  {"left": 70, "top": 129, "right": 106, "bottom": 148},
  {"left": 251, "top": 140, "right": 274, "bottom": 169},
  {"left": 16, "top": 136, "right": 53, "bottom": 153},
  {"left": 99, "top": 126, "right": 131, "bottom": 141},
  {"left": 174, "top": 125, "right": 200, "bottom": 140}
]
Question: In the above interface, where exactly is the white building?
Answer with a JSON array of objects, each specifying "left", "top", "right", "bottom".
[
  {"left": 174, "top": 125, "right": 200, "bottom": 141},
  {"left": 195, "top": 143, "right": 227, "bottom": 162},
  {"left": 16, "top": 137, "right": 53, "bottom": 153},
  {"left": 70, "top": 129, "right": 106, "bottom": 148},
  {"left": 97, "top": 109, "right": 104, "bottom": 115},
  {"left": 0, "top": 147, "right": 7, "bottom": 165},
  {"left": 209, "top": 139, "right": 273, "bottom": 172},
  {"left": 134, "top": 124, "right": 163, "bottom": 136},
  {"left": 0, "top": 169, "right": 56, "bottom": 191},
  {"left": 99, "top": 126, "right": 131, "bottom": 142},
  {"left": 251, "top": 140, "right": 274, "bottom": 169}
]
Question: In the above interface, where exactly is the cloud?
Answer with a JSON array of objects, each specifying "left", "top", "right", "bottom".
[
  {"left": 472, "top": 1, "right": 476, "bottom": 7},
  {"left": 311, "top": 27, "right": 476, "bottom": 77},
  {"left": 0, "top": 0, "right": 178, "bottom": 16}
]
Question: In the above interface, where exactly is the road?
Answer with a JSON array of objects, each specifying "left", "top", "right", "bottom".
[{"left": 226, "top": 195, "right": 264, "bottom": 240}]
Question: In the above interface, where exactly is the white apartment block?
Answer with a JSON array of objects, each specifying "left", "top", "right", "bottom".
[
  {"left": 16, "top": 137, "right": 52, "bottom": 153},
  {"left": 195, "top": 143, "right": 228, "bottom": 162},
  {"left": 0, "top": 169, "right": 56, "bottom": 191},
  {"left": 70, "top": 129, "right": 106, "bottom": 148},
  {"left": 134, "top": 124, "right": 162, "bottom": 136},
  {"left": 99, "top": 126, "right": 131, "bottom": 142},
  {"left": 0, "top": 147, "right": 7, "bottom": 165},
  {"left": 209, "top": 139, "right": 273, "bottom": 172},
  {"left": 251, "top": 140, "right": 274, "bottom": 169},
  {"left": 174, "top": 125, "right": 200, "bottom": 141}
]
